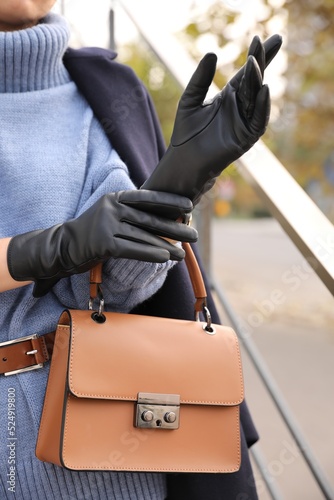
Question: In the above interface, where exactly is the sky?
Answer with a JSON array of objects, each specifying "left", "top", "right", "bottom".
[
  {"left": 53, "top": 0, "right": 286, "bottom": 48},
  {"left": 53, "top": 0, "right": 218, "bottom": 48},
  {"left": 53, "top": 0, "right": 286, "bottom": 99}
]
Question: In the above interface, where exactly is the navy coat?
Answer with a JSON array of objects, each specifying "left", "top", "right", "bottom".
[{"left": 64, "top": 46, "right": 259, "bottom": 500}]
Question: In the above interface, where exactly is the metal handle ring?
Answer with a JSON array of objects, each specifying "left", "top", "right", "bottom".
[
  {"left": 202, "top": 305, "right": 215, "bottom": 335},
  {"left": 89, "top": 285, "right": 106, "bottom": 324}
]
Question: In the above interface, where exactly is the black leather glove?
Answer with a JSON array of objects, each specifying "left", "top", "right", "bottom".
[
  {"left": 7, "top": 190, "right": 198, "bottom": 298},
  {"left": 142, "top": 35, "right": 282, "bottom": 205}
]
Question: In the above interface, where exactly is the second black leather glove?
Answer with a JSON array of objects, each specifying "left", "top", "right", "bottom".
[
  {"left": 142, "top": 35, "right": 282, "bottom": 205},
  {"left": 7, "top": 189, "right": 198, "bottom": 298}
]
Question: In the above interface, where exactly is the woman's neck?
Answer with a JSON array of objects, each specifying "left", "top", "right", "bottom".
[{"left": 0, "top": 13, "right": 70, "bottom": 93}]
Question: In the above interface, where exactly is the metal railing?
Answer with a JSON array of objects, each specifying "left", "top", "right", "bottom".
[{"left": 115, "top": 2, "right": 334, "bottom": 497}]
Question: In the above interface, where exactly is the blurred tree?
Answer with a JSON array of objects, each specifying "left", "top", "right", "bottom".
[
  {"left": 119, "top": 0, "right": 334, "bottom": 220},
  {"left": 179, "top": 0, "right": 334, "bottom": 220},
  {"left": 118, "top": 44, "right": 181, "bottom": 144},
  {"left": 176, "top": 0, "right": 287, "bottom": 218},
  {"left": 275, "top": 0, "right": 334, "bottom": 221}
]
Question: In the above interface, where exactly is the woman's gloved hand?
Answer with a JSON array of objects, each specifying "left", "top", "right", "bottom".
[
  {"left": 141, "top": 35, "right": 282, "bottom": 205},
  {"left": 7, "top": 190, "right": 198, "bottom": 298}
]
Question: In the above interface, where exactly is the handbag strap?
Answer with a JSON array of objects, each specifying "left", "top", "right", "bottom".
[
  {"left": 183, "top": 242, "right": 207, "bottom": 316},
  {"left": 89, "top": 243, "right": 208, "bottom": 319}
]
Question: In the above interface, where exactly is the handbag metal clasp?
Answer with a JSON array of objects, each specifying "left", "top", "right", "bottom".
[{"left": 135, "top": 393, "right": 180, "bottom": 430}]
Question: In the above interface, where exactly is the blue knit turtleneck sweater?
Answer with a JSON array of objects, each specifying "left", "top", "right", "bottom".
[{"left": 0, "top": 13, "right": 169, "bottom": 500}]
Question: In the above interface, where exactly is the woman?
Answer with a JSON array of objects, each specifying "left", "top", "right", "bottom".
[
  {"left": 0, "top": 1, "right": 281, "bottom": 499},
  {"left": 0, "top": 2, "right": 197, "bottom": 499}
]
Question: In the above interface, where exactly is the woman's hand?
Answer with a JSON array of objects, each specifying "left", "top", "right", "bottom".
[
  {"left": 6, "top": 190, "right": 197, "bottom": 297},
  {"left": 142, "top": 35, "right": 282, "bottom": 205}
]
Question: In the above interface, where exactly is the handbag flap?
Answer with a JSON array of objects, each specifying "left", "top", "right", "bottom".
[{"left": 65, "top": 309, "right": 244, "bottom": 406}]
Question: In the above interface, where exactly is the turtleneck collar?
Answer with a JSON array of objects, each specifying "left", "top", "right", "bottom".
[{"left": 0, "top": 13, "right": 71, "bottom": 93}]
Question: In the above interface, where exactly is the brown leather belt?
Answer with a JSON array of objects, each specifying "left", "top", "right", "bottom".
[
  {"left": 0, "top": 332, "right": 55, "bottom": 376},
  {"left": 0, "top": 268, "right": 102, "bottom": 376}
]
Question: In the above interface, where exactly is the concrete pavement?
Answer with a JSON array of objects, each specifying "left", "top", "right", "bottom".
[{"left": 210, "top": 218, "right": 334, "bottom": 499}]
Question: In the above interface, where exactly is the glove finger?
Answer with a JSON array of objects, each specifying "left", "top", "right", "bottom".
[
  {"left": 263, "top": 34, "right": 283, "bottom": 67},
  {"left": 247, "top": 35, "right": 265, "bottom": 77},
  {"left": 120, "top": 189, "right": 193, "bottom": 220},
  {"left": 121, "top": 209, "right": 198, "bottom": 242},
  {"left": 230, "top": 34, "right": 282, "bottom": 89},
  {"left": 179, "top": 53, "right": 217, "bottom": 108},
  {"left": 249, "top": 84, "right": 270, "bottom": 136},
  {"left": 115, "top": 234, "right": 185, "bottom": 262},
  {"left": 237, "top": 55, "right": 263, "bottom": 121},
  {"left": 116, "top": 221, "right": 190, "bottom": 252}
]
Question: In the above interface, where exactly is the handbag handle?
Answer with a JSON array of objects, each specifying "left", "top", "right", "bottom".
[
  {"left": 89, "top": 243, "right": 211, "bottom": 325},
  {"left": 183, "top": 242, "right": 207, "bottom": 315}
]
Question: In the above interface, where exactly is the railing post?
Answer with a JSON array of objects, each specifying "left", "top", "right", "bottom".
[
  {"left": 109, "top": 1, "right": 116, "bottom": 51},
  {"left": 194, "top": 197, "right": 213, "bottom": 280},
  {"left": 213, "top": 280, "right": 334, "bottom": 500}
]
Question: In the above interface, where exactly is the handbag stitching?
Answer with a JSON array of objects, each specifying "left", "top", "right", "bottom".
[
  {"left": 61, "top": 394, "right": 241, "bottom": 472},
  {"left": 68, "top": 316, "right": 244, "bottom": 405}
]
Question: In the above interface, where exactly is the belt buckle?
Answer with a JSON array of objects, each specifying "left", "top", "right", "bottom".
[{"left": 0, "top": 334, "right": 44, "bottom": 376}]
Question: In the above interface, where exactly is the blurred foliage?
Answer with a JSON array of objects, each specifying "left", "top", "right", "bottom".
[
  {"left": 118, "top": 44, "right": 181, "bottom": 144},
  {"left": 275, "top": 0, "right": 334, "bottom": 220},
  {"left": 119, "top": 0, "right": 334, "bottom": 220}
]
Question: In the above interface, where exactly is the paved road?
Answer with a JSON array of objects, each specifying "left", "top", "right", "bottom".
[{"left": 209, "top": 218, "right": 334, "bottom": 500}]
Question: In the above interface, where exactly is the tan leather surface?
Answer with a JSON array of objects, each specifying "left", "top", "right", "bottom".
[
  {"left": 62, "top": 397, "right": 240, "bottom": 472},
  {"left": 36, "top": 309, "right": 244, "bottom": 472},
  {"left": 68, "top": 310, "right": 243, "bottom": 405},
  {"left": 89, "top": 262, "right": 103, "bottom": 300},
  {"left": 183, "top": 242, "right": 207, "bottom": 312},
  {"left": 36, "top": 316, "right": 70, "bottom": 466}
]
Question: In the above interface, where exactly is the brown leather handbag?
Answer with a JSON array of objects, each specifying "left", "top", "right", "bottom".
[{"left": 36, "top": 243, "right": 244, "bottom": 473}]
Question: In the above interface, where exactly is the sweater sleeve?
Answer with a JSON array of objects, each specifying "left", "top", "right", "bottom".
[{"left": 52, "top": 116, "right": 176, "bottom": 312}]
